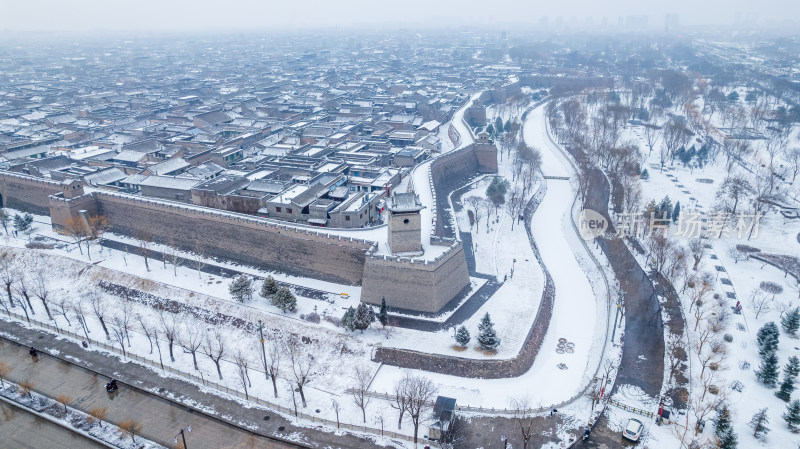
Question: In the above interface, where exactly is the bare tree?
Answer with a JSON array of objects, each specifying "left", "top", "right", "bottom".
[
  {"left": 118, "top": 419, "right": 143, "bottom": 443},
  {"left": 62, "top": 217, "right": 88, "bottom": 255},
  {"left": 164, "top": 240, "right": 183, "bottom": 277},
  {"left": 201, "top": 329, "right": 227, "bottom": 380},
  {"left": 286, "top": 336, "right": 316, "bottom": 407},
  {"left": 27, "top": 270, "right": 52, "bottom": 320},
  {"left": 136, "top": 315, "right": 156, "bottom": 354},
  {"left": 510, "top": 396, "right": 536, "bottom": 449},
  {"left": 392, "top": 374, "right": 411, "bottom": 430},
  {"left": 405, "top": 374, "right": 438, "bottom": 444},
  {"left": 233, "top": 350, "right": 252, "bottom": 399},
  {"left": 50, "top": 294, "right": 72, "bottom": 327},
  {"left": 784, "top": 147, "right": 800, "bottom": 183},
  {"left": 70, "top": 299, "right": 91, "bottom": 340},
  {"left": 666, "top": 333, "right": 687, "bottom": 385},
  {"left": 56, "top": 394, "right": 73, "bottom": 414},
  {"left": 87, "top": 215, "right": 110, "bottom": 260},
  {"left": 749, "top": 289, "right": 773, "bottom": 319},
  {"left": 0, "top": 361, "right": 10, "bottom": 388},
  {"left": 110, "top": 314, "right": 130, "bottom": 358},
  {"left": 374, "top": 408, "right": 387, "bottom": 437},
  {"left": 178, "top": 321, "right": 203, "bottom": 371},
  {"left": 331, "top": 398, "right": 341, "bottom": 429},
  {"left": 13, "top": 275, "right": 35, "bottom": 316},
  {"left": 505, "top": 186, "right": 526, "bottom": 230},
  {"left": 18, "top": 379, "right": 34, "bottom": 399},
  {"left": 465, "top": 196, "right": 483, "bottom": 230},
  {"left": 351, "top": 366, "right": 373, "bottom": 423},
  {"left": 192, "top": 238, "right": 208, "bottom": 279},
  {"left": 87, "top": 407, "right": 108, "bottom": 429},
  {"left": 264, "top": 333, "right": 283, "bottom": 398},
  {"left": 135, "top": 230, "right": 153, "bottom": 272},
  {"left": 159, "top": 311, "right": 178, "bottom": 362},
  {"left": 88, "top": 291, "right": 110, "bottom": 340}
]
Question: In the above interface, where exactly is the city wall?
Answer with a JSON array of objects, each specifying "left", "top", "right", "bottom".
[
  {"left": 0, "top": 172, "right": 64, "bottom": 215},
  {"left": 1, "top": 170, "right": 473, "bottom": 313},
  {"left": 88, "top": 192, "right": 371, "bottom": 285},
  {"left": 361, "top": 240, "right": 470, "bottom": 313}
]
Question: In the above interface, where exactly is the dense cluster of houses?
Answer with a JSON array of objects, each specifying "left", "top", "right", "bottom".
[{"left": 0, "top": 33, "right": 524, "bottom": 227}]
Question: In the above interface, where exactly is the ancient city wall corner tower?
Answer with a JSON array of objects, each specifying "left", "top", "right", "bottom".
[{"left": 387, "top": 192, "right": 422, "bottom": 254}]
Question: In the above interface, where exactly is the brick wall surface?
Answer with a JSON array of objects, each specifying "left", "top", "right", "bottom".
[
  {"left": 361, "top": 242, "right": 470, "bottom": 313},
  {"left": 0, "top": 174, "right": 63, "bottom": 215},
  {"left": 94, "top": 193, "right": 370, "bottom": 285}
]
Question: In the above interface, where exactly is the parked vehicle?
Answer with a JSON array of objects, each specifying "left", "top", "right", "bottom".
[{"left": 623, "top": 418, "right": 644, "bottom": 441}]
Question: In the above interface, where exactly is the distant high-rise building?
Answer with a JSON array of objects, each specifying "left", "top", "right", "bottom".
[{"left": 665, "top": 13, "right": 680, "bottom": 32}]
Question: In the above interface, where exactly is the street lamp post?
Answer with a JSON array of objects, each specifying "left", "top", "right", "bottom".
[
  {"left": 257, "top": 319, "right": 268, "bottom": 380},
  {"left": 611, "top": 291, "right": 623, "bottom": 343},
  {"left": 173, "top": 425, "right": 191, "bottom": 448}
]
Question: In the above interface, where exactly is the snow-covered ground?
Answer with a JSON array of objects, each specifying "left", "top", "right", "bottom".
[{"left": 371, "top": 102, "right": 613, "bottom": 411}]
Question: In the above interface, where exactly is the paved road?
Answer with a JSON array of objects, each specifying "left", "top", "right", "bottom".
[
  {"left": 0, "top": 337, "right": 296, "bottom": 449},
  {"left": 0, "top": 320, "right": 381, "bottom": 448},
  {"left": 0, "top": 397, "right": 108, "bottom": 449}
]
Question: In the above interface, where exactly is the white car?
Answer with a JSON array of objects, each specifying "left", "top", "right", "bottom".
[{"left": 623, "top": 418, "right": 644, "bottom": 441}]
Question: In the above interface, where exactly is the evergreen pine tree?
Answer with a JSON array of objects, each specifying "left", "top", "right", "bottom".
[
  {"left": 714, "top": 405, "right": 738, "bottom": 449},
  {"left": 341, "top": 307, "right": 356, "bottom": 332},
  {"left": 504, "top": 119, "right": 511, "bottom": 133},
  {"left": 783, "top": 400, "right": 800, "bottom": 432},
  {"left": 776, "top": 374, "right": 796, "bottom": 402},
  {"left": 486, "top": 124, "right": 495, "bottom": 136},
  {"left": 228, "top": 275, "right": 253, "bottom": 302},
  {"left": 353, "top": 303, "right": 375, "bottom": 332},
  {"left": 477, "top": 314, "right": 500, "bottom": 350},
  {"left": 672, "top": 201, "right": 681, "bottom": 223},
  {"left": 260, "top": 275, "right": 279, "bottom": 298},
  {"left": 782, "top": 308, "right": 800, "bottom": 336},
  {"left": 495, "top": 117, "right": 504, "bottom": 137},
  {"left": 271, "top": 287, "right": 296, "bottom": 313},
  {"left": 478, "top": 312, "right": 493, "bottom": 333},
  {"left": 757, "top": 322, "right": 780, "bottom": 358},
  {"left": 641, "top": 168, "right": 649, "bottom": 180},
  {"left": 776, "top": 356, "right": 800, "bottom": 402},
  {"left": 378, "top": 297, "right": 388, "bottom": 326},
  {"left": 455, "top": 325, "right": 471, "bottom": 347},
  {"left": 756, "top": 351, "right": 781, "bottom": 388},
  {"left": 658, "top": 196, "right": 673, "bottom": 220},
  {"left": 715, "top": 404, "right": 733, "bottom": 437},
  {"left": 748, "top": 408, "right": 770, "bottom": 439}
]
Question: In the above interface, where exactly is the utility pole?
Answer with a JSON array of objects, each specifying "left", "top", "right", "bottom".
[
  {"left": 173, "top": 425, "right": 191, "bottom": 448},
  {"left": 257, "top": 319, "right": 268, "bottom": 380},
  {"left": 611, "top": 291, "right": 623, "bottom": 342}
]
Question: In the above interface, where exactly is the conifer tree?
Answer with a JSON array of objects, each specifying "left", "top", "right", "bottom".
[
  {"left": 229, "top": 275, "right": 254, "bottom": 302},
  {"left": 783, "top": 400, "right": 800, "bottom": 432},
  {"left": 748, "top": 408, "right": 770, "bottom": 439},
  {"left": 341, "top": 306, "right": 356, "bottom": 332},
  {"left": 714, "top": 405, "right": 737, "bottom": 449},
  {"left": 455, "top": 325, "right": 470, "bottom": 347},
  {"left": 379, "top": 297, "right": 388, "bottom": 326},
  {"left": 641, "top": 168, "right": 649, "bottom": 180},
  {"left": 776, "top": 356, "right": 800, "bottom": 402},
  {"left": 353, "top": 303, "right": 375, "bottom": 332},
  {"left": 271, "top": 287, "right": 296, "bottom": 313},
  {"left": 757, "top": 322, "right": 780, "bottom": 358},
  {"left": 477, "top": 314, "right": 500, "bottom": 350},
  {"left": 260, "top": 275, "right": 278, "bottom": 298},
  {"left": 672, "top": 201, "right": 681, "bottom": 223},
  {"left": 783, "top": 308, "right": 800, "bottom": 337},
  {"left": 756, "top": 351, "right": 780, "bottom": 388}
]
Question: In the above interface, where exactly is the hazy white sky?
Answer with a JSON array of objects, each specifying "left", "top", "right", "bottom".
[{"left": 0, "top": 0, "right": 797, "bottom": 32}]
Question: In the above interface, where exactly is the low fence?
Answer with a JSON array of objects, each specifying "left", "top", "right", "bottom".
[{"left": 0, "top": 310, "right": 416, "bottom": 443}]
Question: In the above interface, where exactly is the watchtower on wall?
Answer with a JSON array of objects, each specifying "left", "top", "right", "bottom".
[{"left": 387, "top": 193, "right": 422, "bottom": 254}]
